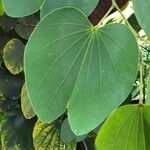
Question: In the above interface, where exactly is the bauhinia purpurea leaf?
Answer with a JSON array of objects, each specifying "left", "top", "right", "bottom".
[
  {"left": 96, "top": 104, "right": 150, "bottom": 150},
  {"left": 24, "top": 7, "right": 139, "bottom": 135}
]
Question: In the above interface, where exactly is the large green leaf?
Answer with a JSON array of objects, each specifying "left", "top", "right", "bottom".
[
  {"left": 40, "top": 0, "right": 99, "bottom": 18},
  {"left": 2, "top": 0, "right": 44, "bottom": 17},
  {"left": 96, "top": 104, "right": 150, "bottom": 150},
  {"left": 132, "top": 0, "right": 150, "bottom": 37},
  {"left": 33, "top": 120, "right": 76, "bottom": 150},
  {"left": 24, "top": 7, "right": 139, "bottom": 135}
]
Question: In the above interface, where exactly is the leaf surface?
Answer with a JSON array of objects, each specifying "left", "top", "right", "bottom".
[
  {"left": 132, "top": 0, "right": 150, "bottom": 37},
  {"left": 3, "top": 0, "right": 44, "bottom": 17},
  {"left": 3, "top": 39, "right": 24, "bottom": 75},
  {"left": 33, "top": 120, "right": 76, "bottom": 150},
  {"left": 40, "top": 0, "right": 99, "bottom": 18},
  {"left": 96, "top": 104, "right": 150, "bottom": 150},
  {"left": 1, "top": 108, "right": 35, "bottom": 150},
  {"left": 21, "top": 84, "right": 35, "bottom": 119},
  {"left": 24, "top": 7, "right": 139, "bottom": 135}
]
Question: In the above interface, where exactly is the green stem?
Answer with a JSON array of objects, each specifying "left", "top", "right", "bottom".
[
  {"left": 98, "top": 6, "right": 114, "bottom": 26},
  {"left": 139, "top": 52, "right": 144, "bottom": 104},
  {"left": 83, "top": 141, "right": 88, "bottom": 150},
  {"left": 112, "top": 0, "right": 138, "bottom": 38},
  {"left": 112, "top": 0, "right": 144, "bottom": 104}
]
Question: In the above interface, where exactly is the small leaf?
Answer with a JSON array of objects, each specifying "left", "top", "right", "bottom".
[
  {"left": 25, "top": 7, "right": 139, "bottom": 135},
  {"left": 15, "top": 24, "right": 34, "bottom": 40},
  {"left": 3, "top": 38, "right": 25, "bottom": 75},
  {"left": 21, "top": 84, "right": 35, "bottom": 119},
  {"left": 1, "top": 108, "right": 35, "bottom": 150},
  {"left": 3, "top": 0, "right": 44, "bottom": 17},
  {"left": 95, "top": 104, "right": 150, "bottom": 150},
  {"left": 33, "top": 120, "right": 76, "bottom": 150},
  {"left": 17, "top": 14, "right": 39, "bottom": 27},
  {"left": 60, "top": 118, "right": 75, "bottom": 143},
  {"left": 132, "top": 0, "right": 150, "bottom": 37},
  {"left": 40, "top": 0, "right": 99, "bottom": 18}
]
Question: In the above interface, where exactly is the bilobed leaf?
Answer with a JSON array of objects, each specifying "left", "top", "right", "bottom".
[
  {"left": 21, "top": 84, "right": 35, "bottom": 119},
  {"left": 132, "top": 0, "right": 150, "bottom": 37},
  {"left": 0, "top": 0, "right": 4, "bottom": 16},
  {"left": 33, "top": 120, "right": 76, "bottom": 150},
  {"left": 40, "top": 0, "right": 99, "bottom": 18},
  {"left": 3, "top": 38, "right": 25, "bottom": 75},
  {"left": 2, "top": 0, "right": 44, "bottom": 17},
  {"left": 24, "top": 7, "right": 139, "bottom": 135},
  {"left": 96, "top": 104, "right": 150, "bottom": 150},
  {"left": 60, "top": 118, "right": 75, "bottom": 143}
]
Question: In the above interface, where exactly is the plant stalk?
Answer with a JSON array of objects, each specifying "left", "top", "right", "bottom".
[
  {"left": 98, "top": 6, "right": 114, "bottom": 26},
  {"left": 112, "top": 0, "right": 138, "bottom": 38}
]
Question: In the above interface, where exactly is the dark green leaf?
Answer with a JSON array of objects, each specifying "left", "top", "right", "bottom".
[
  {"left": 0, "top": 67, "right": 24, "bottom": 99},
  {"left": 21, "top": 83, "right": 35, "bottom": 119},
  {"left": 3, "top": 0, "right": 44, "bottom": 17},
  {"left": 15, "top": 24, "right": 34, "bottom": 40},
  {"left": 96, "top": 104, "right": 150, "bottom": 150},
  {"left": 0, "top": 14, "right": 17, "bottom": 32},
  {"left": 132, "top": 0, "right": 150, "bottom": 37},
  {"left": 25, "top": 7, "right": 139, "bottom": 135},
  {"left": 40, "top": 0, "right": 99, "bottom": 18},
  {"left": 17, "top": 14, "right": 39, "bottom": 27},
  {"left": 33, "top": 120, "right": 76, "bottom": 150},
  {"left": 60, "top": 118, "right": 75, "bottom": 143},
  {"left": 3, "top": 38, "right": 25, "bottom": 74},
  {"left": 1, "top": 108, "right": 35, "bottom": 150}
]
